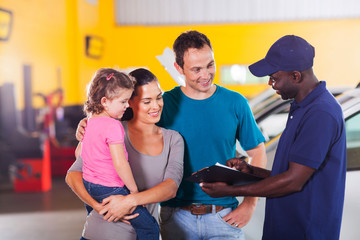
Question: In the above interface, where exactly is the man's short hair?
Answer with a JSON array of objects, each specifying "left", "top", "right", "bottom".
[{"left": 173, "top": 30, "right": 212, "bottom": 69}]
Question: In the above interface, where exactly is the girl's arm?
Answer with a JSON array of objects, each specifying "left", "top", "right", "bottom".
[{"left": 109, "top": 143, "right": 138, "bottom": 193}]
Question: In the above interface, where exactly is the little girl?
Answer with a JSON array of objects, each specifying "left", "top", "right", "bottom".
[{"left": 75, "top": 68, "right": 159, "bottom": 239}]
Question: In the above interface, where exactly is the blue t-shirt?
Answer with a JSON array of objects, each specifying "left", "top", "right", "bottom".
[
  {"left": 158, "top": 85, "right": 265, "bottom": 208},
  {"left": 263, "top": 81, "right": 347, "bottom": 240}
]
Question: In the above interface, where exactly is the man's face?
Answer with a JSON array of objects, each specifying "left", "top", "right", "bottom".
[
  {"left": 268, "top": 71, "right": 298, "bottom": 100},
  {"left": 176, "top": 45, "right": 216, "bottom": 94}
]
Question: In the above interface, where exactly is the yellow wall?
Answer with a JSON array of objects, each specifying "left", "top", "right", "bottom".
[
  {"left": 95, "top": 0, "right": 360, "bottom": 99},
  {"left": 1, "top": 0, "right": 360, "bottom": 110},
  {"left": 0, "top": 0, "right": 72, "bottom": 107},
  {"left": 103, "top": 20, "right": 360, "bottom": 97}
]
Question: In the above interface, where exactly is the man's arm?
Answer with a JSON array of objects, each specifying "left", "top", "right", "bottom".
[
  {"left": 220, "top": 142, "right": 267, "bottom": 228},
  {"left": 201, "top": 161, "right": 315, "bottom": 198},
  {"left": 246, "top": 142, "right": 267, "bottom": 169},
  {"left": 241, "top": 141, "right": 267, "bottom": 213}
]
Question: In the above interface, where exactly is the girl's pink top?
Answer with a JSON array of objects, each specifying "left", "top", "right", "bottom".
[{"left": 81, "top": 117, "right": 128, "bottom": 187}]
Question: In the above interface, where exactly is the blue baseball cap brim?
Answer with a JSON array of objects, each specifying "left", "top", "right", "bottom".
[{"left": 249, "top": 58, "right": 279, "bottom": 77}]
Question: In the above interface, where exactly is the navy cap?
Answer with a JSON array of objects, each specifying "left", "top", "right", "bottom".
[{"left": 249, "top": 35, "right": 315, "bottom": 77}]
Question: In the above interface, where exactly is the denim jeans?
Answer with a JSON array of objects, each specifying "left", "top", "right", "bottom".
[
  {"left": 83, "top": 179, "right": 159, "bottom": 240},
  {"left": 160, "top": 206, "right": 245, "bottom": 240}
]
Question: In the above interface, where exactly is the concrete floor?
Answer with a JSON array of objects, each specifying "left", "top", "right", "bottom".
[
  {"left": 0, "top": 177, "right": 85, "bottom": 240},
  {"left": 0, "top": 177, "right": 263, "bottom": 240},
  {"left": 2, "top": 176, "right": 354, "bottom": 240}
]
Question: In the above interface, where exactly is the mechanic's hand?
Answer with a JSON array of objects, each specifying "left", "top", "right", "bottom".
[
  {"left": 200, "top": 182, "right": 233, "bottom": 198},
  {"left": 226, "top": 157, "right": 253, "bottom": 174},
  {"left": 76, "top": 117, "right": 88, "bottom": 141}
]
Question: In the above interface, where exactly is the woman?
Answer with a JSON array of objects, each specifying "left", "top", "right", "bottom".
[{"left": 65, "top": 68, "right": 184, "bottom": 240}]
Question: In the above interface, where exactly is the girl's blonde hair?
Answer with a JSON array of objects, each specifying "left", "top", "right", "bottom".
[{"left": 84, "top": 68, "right": 135, "bottom": 116}]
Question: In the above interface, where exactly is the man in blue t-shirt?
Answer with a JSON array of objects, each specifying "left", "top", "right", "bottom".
[
  {"left": 201, "top": 35, "right": 347, "bottom": 240},
  {"left": 158, "top": 30, "right": 267, "bottom": 240}
]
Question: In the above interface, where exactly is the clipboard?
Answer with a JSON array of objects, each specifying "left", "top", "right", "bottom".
[{"left": 185, "top": 162, "right": 264, "bottom": 186}]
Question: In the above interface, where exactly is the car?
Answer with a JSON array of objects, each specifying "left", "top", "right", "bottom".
[
  {"left": 249, "top": 88, "right": 277, "bottom": 111},
  {"left": 242, "top": 84, "right": 360, "bottom": 240}
]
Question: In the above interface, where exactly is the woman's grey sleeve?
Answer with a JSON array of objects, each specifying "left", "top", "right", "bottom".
[
  {"left": 163, "top": 131, "right": 184, "bottom": 186},
  {"left": 67, "top": 156, "right": 84, "bottom": 172}
]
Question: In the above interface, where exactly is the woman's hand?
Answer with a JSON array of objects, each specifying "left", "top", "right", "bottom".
[
  {"left": 76, "top": 117, "right": 88, "bottom": 141},
  {"left": 118, "top": 213, "right": 141, "bottom": 225},
  {"left": 99, "top": 194, "right": 138, "bottom": 223}
]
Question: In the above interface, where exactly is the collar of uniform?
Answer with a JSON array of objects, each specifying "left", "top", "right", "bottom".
[{"left": 291, "top": 81, "right": 326, "bottom": 110}]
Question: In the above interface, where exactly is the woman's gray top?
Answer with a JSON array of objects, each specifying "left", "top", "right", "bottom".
[{"left": 68, "top": 121, "right": 184, "bottom": 240}]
